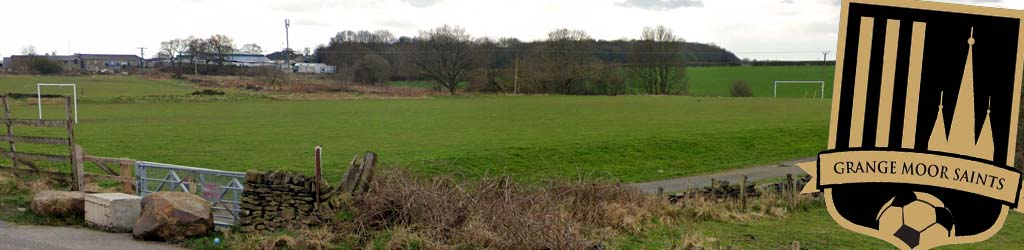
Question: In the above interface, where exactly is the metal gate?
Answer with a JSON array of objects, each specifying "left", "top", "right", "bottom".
[{"left": 135, "top": 161, "right": 245, "bottom": 227}]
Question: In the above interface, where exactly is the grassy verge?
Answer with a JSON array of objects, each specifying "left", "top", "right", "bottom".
[{"left": 0, "top": 172, "right": 83, "bottom": 226}]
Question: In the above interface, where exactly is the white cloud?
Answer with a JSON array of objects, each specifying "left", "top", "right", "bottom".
[{"left": 2, "top": 0, "right": 1023, "bottom": 61}]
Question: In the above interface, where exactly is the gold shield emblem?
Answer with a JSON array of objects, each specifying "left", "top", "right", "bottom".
[{"left": 798, "top": 0, "right": 1024, "bottom": 249}]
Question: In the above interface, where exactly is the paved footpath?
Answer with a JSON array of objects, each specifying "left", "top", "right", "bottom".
[
  {"left": 629, "top": 157, "right": 815, "bottom": 194},
  {"left": 0, "top": 220, "right": 183, "bottom": 250}
]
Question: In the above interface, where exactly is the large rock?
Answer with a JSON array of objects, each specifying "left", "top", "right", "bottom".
[
  {"left": 133, "top": 192, "right": 214, "bottom": 243},
  {"left": 30, "top": 191, "right": 85, "bottom": 217}
]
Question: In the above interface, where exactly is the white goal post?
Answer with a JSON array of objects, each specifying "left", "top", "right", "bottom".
[
  {"left": 36, "top": 83, "right": 78, "bottom": 123},
  {"left": 773, "top": 80, "right": 826, "bottom": 99}
]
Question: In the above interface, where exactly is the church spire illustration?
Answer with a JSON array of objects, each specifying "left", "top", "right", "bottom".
[{"left": 928, "top": 27, "right": 995, "bottom": 160}]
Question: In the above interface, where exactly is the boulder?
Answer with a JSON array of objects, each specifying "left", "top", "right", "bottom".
[
  {"left": 30, "top": 191, "right": 85, "bottom": 217},
  {"left": 133, "top": 192, "right": 214, "bottom": 243}
]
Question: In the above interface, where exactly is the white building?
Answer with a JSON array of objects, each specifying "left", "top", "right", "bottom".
[{"left": 294, "top": 63, "right": 336, "bottom": 74}]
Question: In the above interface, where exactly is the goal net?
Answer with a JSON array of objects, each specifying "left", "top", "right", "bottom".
[{"left": 773, "top": 80, "right": 826, "bottom": 99}]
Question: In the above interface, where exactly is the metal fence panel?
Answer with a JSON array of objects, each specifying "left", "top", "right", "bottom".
[{"left": 135, "top": 161, "right": 245, "bottom": 227}]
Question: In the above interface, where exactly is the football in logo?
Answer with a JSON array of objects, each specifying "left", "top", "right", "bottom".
[
  {"left": 876, "top": 191, "right": 955, "bottom": 248},
  {"left": 797, "top": 0, "right": 1024, "bottom": 249}
]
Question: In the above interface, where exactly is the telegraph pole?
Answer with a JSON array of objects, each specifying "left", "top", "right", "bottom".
[
  {"left": 138, "top": 47, "right": 147, "bottom": 68},
  {"left": 284, "top": 19, "right": 291, "bottom": 71}
]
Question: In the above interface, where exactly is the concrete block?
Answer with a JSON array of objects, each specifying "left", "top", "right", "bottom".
[{"left": 85, "top": 193, "right": 142, "bottom": 232}]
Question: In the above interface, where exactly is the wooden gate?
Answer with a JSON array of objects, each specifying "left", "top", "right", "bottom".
[{"left": 0, "top": 94, "right": 134, "bottom": 192}]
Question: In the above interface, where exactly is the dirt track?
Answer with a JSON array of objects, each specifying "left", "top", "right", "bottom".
[{"left": 629, "top": 157, "right": 815, "bottom": 194}]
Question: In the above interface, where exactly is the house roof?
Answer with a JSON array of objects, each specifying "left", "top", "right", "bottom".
[{"left": 76, "top": 54, "right": 142, "bottom": 61}]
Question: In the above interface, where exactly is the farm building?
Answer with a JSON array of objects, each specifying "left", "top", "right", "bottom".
[
  {"left": 226, "top": 54, "right": 273, "bottom": 67},
  {"left": 2, "top": 54, "right": 141, "bottom": 73},
  {"left": 76, "top": 54, "right": 143, "bottom": 71},
  {"left": 294, "top": 63, "right": 336, "bottom": 74},
  {"left": 4, "top": 55, "right": 81, "bottom": 72},
  {"left": 175, "top": 53, "right": 273, "bottom": 67}
]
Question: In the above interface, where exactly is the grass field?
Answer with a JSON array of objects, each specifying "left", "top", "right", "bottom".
[
  {"left": 387, "top": 66, "right": 836, "bottom": 98},
  {"left": 5, "top": 69, "right": 1024, "bottom": 249},
  {"left": 686, "top": 66, "right": 835, "bottom": 98},
  {"left": 614, "top": 203, "right": 1024, "bottom": 249},
  {"left": 0, "top": 75, "right": 195, "bottom": 100},
  {"left": 2, "top": 95, "right": 829, "bottom": 183},
  {"left": 0, "top": 68, "right": 833, "bottom": 182}
]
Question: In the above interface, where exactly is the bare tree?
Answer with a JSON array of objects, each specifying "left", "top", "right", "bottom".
[
  {"left": 159, "top": 39, "right": 188, "bottom": 68},
  {"left": 21, "top": 45, "right": 37, "bottom": 55},
  {"left": 471, "top": 37, "right": 515, "bottom": 92},
  {"left": 241, "top": 43, "right": 263, "bottom": 54},
  {"left": 411, "top": 25, "right": 475, "bottom": 95},
  {"left": 631, "top": 25, "right": 687, "bottom": 95},
  {"left": 185, "top": 36, "right": 208, "bottom": 75},
  {"left": 540, "top": 28, "right": 597, "bottom": 94},
  {"left": 206, "top": 34, "right": 236, "bottom": 66}
]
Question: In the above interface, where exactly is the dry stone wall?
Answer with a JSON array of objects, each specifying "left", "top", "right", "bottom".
[{"left": 239, "top": 170, "right": 332, "bottom": 233}]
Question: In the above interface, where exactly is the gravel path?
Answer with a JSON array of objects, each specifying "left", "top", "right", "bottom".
[
  {"left": 629, "top": 157, "right": 815, "bottom": 194},
  {"left": 0, "top": 221, "right": 184, "bottom": 250}
]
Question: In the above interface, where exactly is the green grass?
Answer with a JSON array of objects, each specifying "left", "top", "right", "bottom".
[
  {"left": 685, "top": 65, "right": 835, "bottom": 98},
  {"left": 3, "top": 94, "right": 829, "bottom": 183},
  {"left": 614, "top": 203, "right": 1024, "bottom": 249},
  {"left": 389, "top": 66, "right": 836, "bottom": 98},
  {"left": 0, "top": 75, "right": 196, "bottom": 101}
]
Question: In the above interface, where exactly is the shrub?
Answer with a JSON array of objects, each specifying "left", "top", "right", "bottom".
[
  {"left": 256, "top": 66, "right": 287, "bottom": 88},
  {"left": 191, "top": 89, "right": 225, "bottom": 96},
  {"left": 730, "top": 80, "right": 753, "bottom": 97},
  {"left": 587, "top": 66, "right": 627, "bottom": 96},
  {"left": 354, "top": 54, "right": 391, "bottom": 85},
  {"left": 29, "top": 57, "right": 63, "bottom": 75}
]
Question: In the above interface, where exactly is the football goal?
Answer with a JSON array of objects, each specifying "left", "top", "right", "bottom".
[
  {"left": 773, "top": 80, "right": 826, "bottom": 99},
  {"left": 36, "top": 83, "right": 78, "bottom": 123}
]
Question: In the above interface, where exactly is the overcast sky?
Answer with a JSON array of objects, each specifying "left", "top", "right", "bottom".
[{"left": 2, "top": 0, "right": 1021, "bottom": 61}]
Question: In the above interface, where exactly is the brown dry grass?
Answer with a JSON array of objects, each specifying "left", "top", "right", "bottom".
[
  {"left": 0, "top": 171, "right": 64, "bottom": 195},
  {"left": 181, "top": 74, "right": 433, "bottom": 100},
  {"left": 197, "top": 168, "right": 818, "bottom": 250},
  {"left": 326, "top": 169, "right": 817, "bottom": 250}
]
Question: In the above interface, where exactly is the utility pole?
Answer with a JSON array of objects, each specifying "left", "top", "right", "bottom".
[
  {"left": 138, "top": 47, "right": 147, "bottom": 68},
  {"left": 284, "top": 19, "right": 291, "bottom": 72}
]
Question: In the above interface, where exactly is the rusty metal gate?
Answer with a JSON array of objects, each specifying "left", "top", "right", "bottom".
[{"left": 135, "top": 161, "right": 245, "bottom": 227}]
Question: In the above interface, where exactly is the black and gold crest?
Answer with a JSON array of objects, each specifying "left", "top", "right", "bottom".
[{"left": 798, "top": 0, "right": 1024, "bottom": 249}]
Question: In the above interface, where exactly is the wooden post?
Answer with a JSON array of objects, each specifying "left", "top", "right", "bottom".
[
  {"left": 792, "top": 240, "right": 800, "bottom": 250},
  {"left": 740, "top": 175, "right": 748, "bottom": 211},
  {"left": 66, "top": 97, "right": 84, "bottom": 191},
  {"left": 2, "top": 95, "right": 17, "bottom": 169},
  {"left": 787, "top": 174, "right": 795, "bottom": 207},
  {"left": 120, "top": 160, "right": 134, "bottom": 193},
  {"left": 71, "top": 144, "right": 85, "bottom": 191},
  {"left": 356, "top": 152, "right": 377, "bottom": 194},
  {"left": 314, "top": 146, "right": 322, "bottom": 215}
]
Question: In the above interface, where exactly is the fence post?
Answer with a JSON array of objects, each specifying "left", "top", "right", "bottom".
[
  {"left": 2, "top": 95, "right": 17, "bottom": 169},
  {"left": 121, "top": 160, "right": 134, "bottom": 193},
  {"left": 740, "top": 175, "right": 748, "bottom": 211},
  {"left": 792, "top": 240, "right": 800, "bottom": 250},
  {"left": 786, "top": 174, "right": 795, "bottom": 207},
  {"left": 71, "top": 144, "right": 85, "bottom": 191}
]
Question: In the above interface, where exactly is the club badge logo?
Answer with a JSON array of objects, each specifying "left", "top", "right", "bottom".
[{"left": 797, "top": 0, "right": 1024, "bottom": 249}]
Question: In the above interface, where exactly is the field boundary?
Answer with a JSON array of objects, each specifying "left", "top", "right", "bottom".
[{"left": 0, "top": 94, "right": 134, "bottom": 193}]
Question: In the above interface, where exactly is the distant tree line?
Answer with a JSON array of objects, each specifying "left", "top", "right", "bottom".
[{"left": 313, "top": 25, "right": 741, "bottom": 95}]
